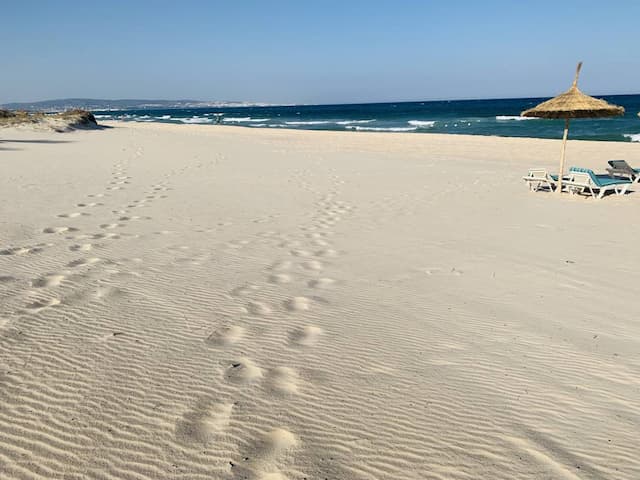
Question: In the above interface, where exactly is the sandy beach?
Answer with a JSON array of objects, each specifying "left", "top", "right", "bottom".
[{"left": 1, "top": 122, "right": 639, "bottom": 479}]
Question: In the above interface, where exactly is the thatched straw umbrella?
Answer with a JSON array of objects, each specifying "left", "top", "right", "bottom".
[{"left": 521, "top": 62, "right": 624, "bottom": 193}]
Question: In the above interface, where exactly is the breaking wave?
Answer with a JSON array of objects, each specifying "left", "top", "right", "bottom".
[
  {"left": 223, "top": 117, "right": 271, "bottom": 122},
  {"left": 495, "top": 115, "right": 538, "bottom": 121},
  {"left": 346, "top": 126, "right": 418, "bottom": 132},
  {"left": 408, "top": 120, "right": 436, "bottom": 127}
]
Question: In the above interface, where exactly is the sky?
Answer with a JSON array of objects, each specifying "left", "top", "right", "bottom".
[{"left": 2, "top": 0, "right": 639, "bottom": 105}]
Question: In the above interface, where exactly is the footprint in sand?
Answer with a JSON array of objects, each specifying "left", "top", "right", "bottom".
[
  {"left": 231, "top": 428, "right": 298, "bottom": 480},
  {"left": 266, "top": 367, "right": 300, "bottom": 395},
  {"left": 0, "top": 246, "right": 31, "bottom": 256},
  {"left": 206, "top": 325, "right": 245, "bottom": 347},
  {"left": 306, "top": 232, "right": 327, "bottom": 239},
  {"left": 290, "top": 326, "right": 323, "bottom": 346},
  {"left": 226, "top": 358, "right": 263, "bottom": 383},
  {"left": 93, "top": 286, "right": 127, "bottom": 301},
  {"left": 308, "top": 278, "right": 336, "bottom": 288},
  {"left": 57, "top": 212, "right": 83, "bottom": 218},
  {"left": 269, "top": 260, "right": 293, "bottom": 272},
  {"left": 43, "top": 226, "right": 78, "bottom": 234},
  {"left": 91, "top": 233, "right": 119, "bottom": 240},
  {"left": 25, "top": 297, "right": 61, "bottom": 311},
  {"left": 268, "top": 273, "right": 292, "bottom": 284},
  {"left": 290, "top": 249, "right": 312, "bottom": 258},
  {"left": 284, "top": 296, "right": 311, "bottom": 312},
  {"left": 0, "top": 243, "right": 53, "bottom": 255},
  {"left": 247, "top": 301, "right": 272, "bottom": 316},
  {"left": 230, "top": 285, "right": 260, "bottom": 297},
  {"left": 69, "top": 243, "right": 93, "bottom": 252},
  {"left": 32, "top": 274, "right": 66, "bottom": 288},
  {"left": 301, "top": 260, "right": 323, "bottom": 271},
  {"left": 424, "top": 267, "right": 444, "bottom": 276},
  {"left": 67, "top": 257, "right": 101, "bottom": 268},
  {"left": 314, "top": 249, "right": 338, "bottom": 258},
  {"left": 175, "top": 401, "right": 234, "bottom": 445}
]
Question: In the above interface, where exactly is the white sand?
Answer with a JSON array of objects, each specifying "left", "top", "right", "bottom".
[{"left": 1, "top": 122, "right": 639, "bottom": 479}]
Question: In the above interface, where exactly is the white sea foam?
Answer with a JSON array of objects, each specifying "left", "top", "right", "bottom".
[
  {"left": 346, "top": 126, "right": 418, "bottom": 132},
  {"left": 223, "top": 117, "right": 250, "bottom": 122},
  {"left": 408, "top": 120, "right": 436, "bottom": 127},
  {"left": 624, "top": 133, "right": 640, "bottom": 142},
  {"left": 495, "top": 115, "right": 538, "bottom": 121},
  {"left": 335, "top": 119, "right": 376, "bottom": 125},
  {"left": 179, "top": 117, "right": 212, "bottom": 124},
  {"left": 139, "top": 115, "right": 151, "bottom": 119},
  {"left": 285, "top": 120, "right": 332, "bottom": 125},
  {"left": 156, "top": 115, "right": 171, "bottom": 120},
  {"left": 223, "top": 117, "right": 270, "bottom": 122}
]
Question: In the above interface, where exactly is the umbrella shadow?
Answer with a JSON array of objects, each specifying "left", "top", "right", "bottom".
[{"left": 0, "top": 139, "right": 72, "bottom": 144}]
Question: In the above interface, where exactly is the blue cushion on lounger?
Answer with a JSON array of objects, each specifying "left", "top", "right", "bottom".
[{"left": 569, "top": 167, "right": 631, "bottom": 187}]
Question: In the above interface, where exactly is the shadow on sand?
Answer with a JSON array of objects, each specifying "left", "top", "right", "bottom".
[{"left": 0, "top": 139, "right": 72, "bottom": 144}]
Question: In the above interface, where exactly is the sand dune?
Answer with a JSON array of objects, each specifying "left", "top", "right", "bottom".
[{"left": 1, "top": 123, "right": 639, "bottom": 479}]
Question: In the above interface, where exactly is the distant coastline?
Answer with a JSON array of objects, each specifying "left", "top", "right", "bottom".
[{"left": 0, "top": 98, "right": 282, "bottom": 112}]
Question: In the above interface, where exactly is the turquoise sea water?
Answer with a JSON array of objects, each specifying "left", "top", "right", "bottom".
[{"left": 94, "top": 95, "right": 640, "bottom": 142}]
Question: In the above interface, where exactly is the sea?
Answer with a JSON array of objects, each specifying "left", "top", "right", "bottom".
[{"left": 93, "top": 94, "right": 640, "bottom": 142}]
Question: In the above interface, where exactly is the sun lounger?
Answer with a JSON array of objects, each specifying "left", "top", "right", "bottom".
[
  {"left": 564, "top": 167, "right": 633, "bottom": 199},
  {"left": 606, "top": 160, "right": 640, "bottom": 183},
  {"left": 522, "top": 168, "right": 561, "bottom": 192}
]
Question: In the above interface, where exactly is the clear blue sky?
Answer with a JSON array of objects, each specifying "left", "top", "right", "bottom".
[{"left": 2, "top": 1, "right": 639, "bottom": 104}]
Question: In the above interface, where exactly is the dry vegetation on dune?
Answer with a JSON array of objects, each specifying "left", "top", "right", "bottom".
[{"left": 0, "top": 108, "right": 99, "bottom": 131}]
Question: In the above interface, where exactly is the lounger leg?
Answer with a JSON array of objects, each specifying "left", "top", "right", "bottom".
[{"left": 618, "top": 185, "right": 630, "bottom": 195}]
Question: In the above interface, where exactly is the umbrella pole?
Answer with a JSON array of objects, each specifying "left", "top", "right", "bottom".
[{"left": 557, "top": 118, "right": 570, "bottom": 194}]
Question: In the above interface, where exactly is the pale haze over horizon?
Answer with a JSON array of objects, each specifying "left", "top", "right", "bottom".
[{"left": 3, "top": 0, "right": 640, "bottom": 105}]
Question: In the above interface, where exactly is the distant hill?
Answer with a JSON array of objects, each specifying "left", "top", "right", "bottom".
[{"left": 0, "top": 98, "right": 273, "bottom": 111}]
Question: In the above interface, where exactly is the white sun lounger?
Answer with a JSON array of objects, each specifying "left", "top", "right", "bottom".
[
  {"left": 606, "top": 160, "right": 640, "bottom": 183},
  {"left": 564, "top": 167, "right": 633, "bottom": 199},
  {"left": 522, "top": 168, "right": 561, "bottom": 192}
]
